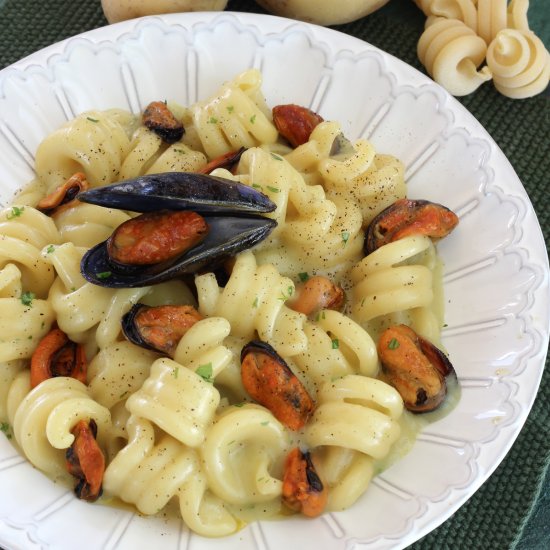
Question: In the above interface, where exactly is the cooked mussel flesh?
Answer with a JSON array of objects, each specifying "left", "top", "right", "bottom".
[
  {"left": 365, "top": 198, "right": 459, "bottom": 254},
  {"left": 81, "top": 215, "right": 276, "bottom": 288},
  {"left": 282, "top": 447, "right": 327, "bottom": 517},
  {"left": 76, "top": 172, "right": 276, "bottom": 215},
  {"left": 288, "top": 275, "right": 345, "bottom": 316},
  {"left": 65, "top": 419, "right": 105, "bottom": 502},
  {"left": 30, "top": 328, "right": 87, "bottom": 388},
  {"left": 122, "top": 303, "right": 203, "bottom": 356},
  {"left": 198, "top": 147, "right": 246, "bottom": 174},
  {"left": 142, "top": 101, "right": 184, "bottom": 144},
  {"left": 378, "top": 324, "right": 455, "bottom": 413},
  {"left": 272, "top": 104, "right": 324, "bottom": 148},
  {"left": 36, "top": 172, "right": 89, "bottom": 216},
  {"left": 107, "top": 210, "right": 208, "bottom": 267},
  {"left": 241, "top": 340, "right": 315, "bottom": 431}
]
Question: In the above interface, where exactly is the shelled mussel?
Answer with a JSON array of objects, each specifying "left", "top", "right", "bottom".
[{"left": 78, "top": 172, "right": 277, "bottom": 288}]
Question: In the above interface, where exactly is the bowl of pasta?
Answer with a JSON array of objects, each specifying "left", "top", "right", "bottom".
[{"left": 0, "top": 11, "right": 548, "bottom": 550}]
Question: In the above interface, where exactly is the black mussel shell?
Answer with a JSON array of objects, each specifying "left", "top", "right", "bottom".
[
  {"left": 76, "top": 172, "right": 276, "bottom": 215},
  {"left": 121, "top": 303, "right": 156, "bottom": 352},
  {"left": 80, "top": 215, "right": 276, "bottom": 288}
]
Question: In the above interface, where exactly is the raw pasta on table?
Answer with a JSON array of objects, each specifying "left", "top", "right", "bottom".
[{"left": 0, "top": 69, "right": 458, "bottom": 537}]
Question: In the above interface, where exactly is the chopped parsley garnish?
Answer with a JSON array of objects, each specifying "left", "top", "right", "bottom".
[
  {"left": 0, "top": 422, "right": 12, "bottom": 440},
  {"left": 331, "top": 338, "right": 340, "bottom": 349},
  {"left": 270, "top": 153, "right": 283, "bottom": 161},
  {"left": 227, "top": 105, "right": 234, "bottom": 113},
  {"left": 173, "top": 367, "right": 179, "bottom": 379},
  {"left": 20, "top": 291, "right": 35, "bottom": 307},
  {"left": 233, "top": 402, "right": 245, "bottom": 407},
  {"left": 260, "top": 421, "right": 269, "bottom": 426},
  {"left": 96, "top": 271, "right": 112, "bottom": 280},
  {"left": 252, "top": 296, "right": 259, "bottom": 308},
  {"left": 86, "top": 117, "right": 99, "bottom": 123},
  {"left": 266, "top": 185, "right": 280, "bottom": 193},
  {"left": 252, "top": 183, "right": 263, "bottom": 190},
  {"left": 298, "top": 272, "right": 309, "bottom": 282},
  {"left": 46, "top": 244, "right": 55, "bottom": 254},
  {"left": 341, "top": 230, "right": 350, "bottom": 246},
  {"left": 7, "top": 206, "right": 24, "bottom": 219},
  {"left": 250, "top": 114, "right": 256, "bottom": 124},
  {"left": 196, "top": 362, "right": 214, "bottom": 383},
  {"left": 208, "top": 116, "right": 218, "bottom": 124},
  {"left": 388, "top": 337, "right": 400, "bottom": 350}
]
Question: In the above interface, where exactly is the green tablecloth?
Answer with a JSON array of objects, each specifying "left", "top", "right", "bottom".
[{"left": 0, "top": 1, "right": 548, "bottom": 548}]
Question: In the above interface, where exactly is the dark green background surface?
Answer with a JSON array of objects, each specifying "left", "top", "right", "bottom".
[{"left": 0, "top": 1, "right": 548, "bottom": 549}]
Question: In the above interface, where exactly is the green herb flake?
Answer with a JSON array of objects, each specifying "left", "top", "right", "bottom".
[
  {"left": 196, "top": 362, "right": 214, "bottom": 383},
  {"left": 388, "top": 337, "right": 400, "bottom": 350},
  {"left": 46, "top": 244, "right": 55, "bottom": 254},
  {"left": 173, "top": 367, "right": 179, "bottom": 379},
  {"left": 0, "top": 422, "right": 12, "bottom": 440},
  {"left": 7, "top": 206, "right": 24, "bottom": 220},
  {"left": 331, "top": 338, "right": 339, "bottom": 349},
  {"left": 341, "top": 230, "right": 350, "bottom": 246},
  {"left": 233, "top": 402, "right": 245, "bottom": 408},
  {"left": 208, "top": 116, "right": 218, "bottom": 124},
  {"left": 96, "top": 271, "right": 112, "bottom": 280},
  {"left": 252, "top": 296, "right": 259, "bottom": 308},
  {"left": 266, "top": 185, "right": 280, "bottom": 193},
  {"left": 250, "top": 114, "right": 256, "bottom": 124},
  {"left": 20, "top": 291, "right": 35, "bottom": 307},
  {"left": 252, "top": 183, "right": 263, "bottom": 190},
  {"left": 287, "top": 286, "right": 294, "bottom": 297},
  {"left": 270, "top": 153, "right": 283, "bottom": 161},
  {"left": 260, "top": 421, "right": 269, "bottom": 426},
  {"left": 86, "top": 117, "right": 99, "bottom": 123},
  {"left": 227, "top": 105, "right": 234, "bottom": 113},
  {"left": 298, "top": 272, "right": 309, "bottom": 282}
]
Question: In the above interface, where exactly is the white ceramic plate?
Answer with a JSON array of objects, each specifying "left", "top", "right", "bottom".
[{"left": 0, "top": 11, "right": 548, "bottom": 550}]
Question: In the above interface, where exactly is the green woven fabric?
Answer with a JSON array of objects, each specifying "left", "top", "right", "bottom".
[{"left": 0, "top": 0, "right": 549, "bottom": 548}]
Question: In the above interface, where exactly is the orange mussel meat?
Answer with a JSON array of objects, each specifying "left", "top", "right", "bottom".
[
  {"left": 241, "top": 340, "right": 315, "bottom": 431},
  {"left": 142, "top": 101, "right": 184, "bottom": 144},
  {"left": 378, "top": 324, "right": 455, "bottom": 413},
  {"left": 289, "top": 275, "right": 345, "bottom": 317},
  {"left": 107, "top": 210, "right": 208, "bottom": 266},
  {"left": 272, "top": 104, "right": 324, "bottom": 148},
  {"left": 65, "top": 419, "right": 105, "bottom": 502},
  {"left": 282, "top": 447, "right": 327, "bottom": 517},
  {"left": 365, "top": 198, "right": 459, "bottom": 254},
  {"left": 30, "top": 328, "right": 87, "bottom": 388},
  {"left": 122, "top": 303, "right": 203, "bottom": 356},
  {"left": 36, "top": 172, "right": 89, "bottom": 216}
]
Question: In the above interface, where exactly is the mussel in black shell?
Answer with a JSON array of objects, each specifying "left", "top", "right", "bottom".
[{"left": 79, "top": 172, "right": 277, "bottom": 288}]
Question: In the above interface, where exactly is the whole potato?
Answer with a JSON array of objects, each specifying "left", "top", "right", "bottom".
[
  {"left": 101, "top": 0, "right": 229, "bottom": 24},
  {"left": 254, "top": 0, "right": 390, "bottom": 25}
]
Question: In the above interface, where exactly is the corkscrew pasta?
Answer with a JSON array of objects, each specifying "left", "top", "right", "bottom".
[{"left": 0, "top": 69, "right": 456, "bottom": 537}]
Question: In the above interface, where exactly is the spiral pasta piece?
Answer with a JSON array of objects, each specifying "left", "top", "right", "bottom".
[
  {"left": 0, "top": 206, "right": 59, "bottom": 297},
  {"left": 195, "top": 251, "right": 307, "bottom": 357},
  {"left": 12, "top": 376, "right": 111, "bottom": 478},
  {"left": 477, "top": 0, "right": 508, "bottom": 44},
  {"left": 418, "top": 17, "right": 492, "bottom": 95},
  {"left": 507, "top": 0, "right": 530, "bottom": 31},
  {"left": 0, "top": 263, "right": 55, "bottom": 362},
  {"left": 87, "top": 340, "right": 159, "bottom": 409},
  {"left": 414, "top": 0, "right": 478, "bottom": 32},
  {"left": 118, "top": 126, "right": 207, "bottom": 180},
  {"left": 486, "top": 29, "right": 550, "bottom": 98},
  {"left": 202, "top": 404, "right": 289, "bottom": 505},
  {"left": 304, "top": 375, "right": 402, "bottom": 508},
  {"left": 292, "top": 310, "right": 378, "bottom": 392},
  {"left": 53, "top": 203, "right": 132, "bottom": 248},
  {"left": 188, "top": 69, "right": 278, "bottom": 158},
  {"left": 34, "top": 109, "right": 136, "bottom": 193},
  {"left": 0, "top": 359, "right": 26, "bottom": 421},
  {"left": 126, "top": 355, "right": 221, "bottom": 447},
  {"left": 351, "top": 235, "right": 442, "bottom": 342},
  {"left": 45, "top": 242, "right": 151, "bottom": 347},
  {"left": 103, "top": 415, "right": 238, "bottom": 536}
]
